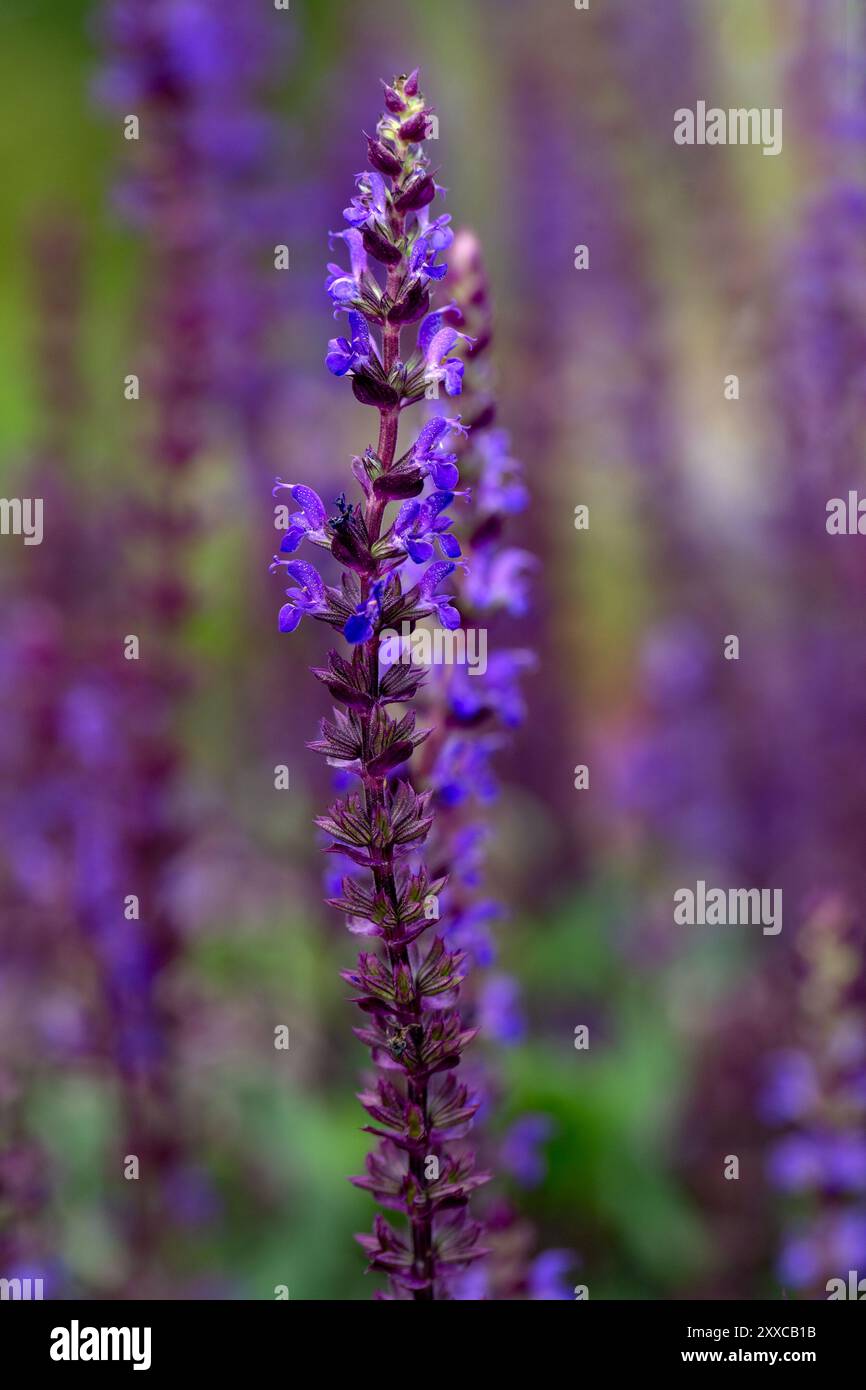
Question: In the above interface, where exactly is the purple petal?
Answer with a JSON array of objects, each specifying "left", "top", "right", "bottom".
[
  {"left": 430, "top": 460, "right": 459, "bottom": 489},
  {"left": 393, "top": 499, "right": 421, "bottom": 535},
  {"left": 278, "top": 603, "right": 303, "bottom": 633},
  {"left": 292, "top": 485, "right": 327, "bottom": 529},
  {"left": 348, "top": 309, "right": 371, "bottom": 356},
  {"left": 341, "top": 227, "right": 368, "bottom": 280},
  {"left": 413, "top": 416, "right": 450, "bottom": 458},
  {"left": 420, "top": 560, "right": 456, "bottom": 599},
  {"left": 425, "top": 326, "right": 460, "bottom": 367},
  {"left": 279, "top": 526, "right": 305, "bottom": 553},
  {"left": 343, "top": 202, "right": 369, "bottom": 228},
  {"left": 424, "top": 491, "right": 454, "bottom": 519},
  {"left": 444, "top": 360, "right": 465, "bottom": 396},
  {"left": 285, "top": 561, "right": 325, "bottom": 602},
  {"left": 437, "top": 602, "right": 461, "bottom": 630},
  {"left": 427, "top": 218, "right": 454, "bottom": 251},
  {"left": 367, "top": 172, "right": 388, "bottom": 216},
  {"left": 407, "top": 538, "right": 435, "bottom": 564},
  {"left": 327, "top": 277, "right": 356, "bottom": 305},
  {"left": 417, "top": 311, "right": 446, "bottom": 358},
  {"left": 344, "top": 613, "right": 374, "bottom": 644},
  {"left": 326, "top": 337, "right": 353, "bottom": 375}
]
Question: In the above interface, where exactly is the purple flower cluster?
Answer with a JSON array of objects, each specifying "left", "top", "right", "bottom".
[
  {"left": 87, "top": 0, "right": 285, "bottom": 1286},
  {"left": 762, "top": 900, "right": 866, "bottom": 1292},
  {"left": 272, "top": 72, "right": 492, "bottom": 1299},
  {"left": 418, "top": 231, "right": 536, "bottom": 1019},
  {"left": 759, "top": 82, "right": 866, "bottom": 1293},
  {"left": 410, "top": 232, "right": 573, "bottom": 1298},
  {"left": 96, "top": 0, "right": 281, "bottom": 471}
]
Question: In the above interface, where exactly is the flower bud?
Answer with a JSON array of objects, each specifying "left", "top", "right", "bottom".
[
  {"left": 362, "top": 223, "right": 402, "bottom": 266},
  {"left": 351, "top": 371, "right": 400, "bottom": 407},
  {"left": 373, "top": 468, "right": 424, "bottom": 500},
  {"left": 398, "top": 110, "right": 429, "bottom": 143},
  {"left": 387, "top": 279, "right": 429, "bottom": 325},
  {"left": 381, "top": 82, "right": 406, "bottom": 114},
  {"left": 394, "top": 172, "right": 435, "bottom": 213},
  {"left": 366, "top": 135, "right": 403, "bottom": 177},
  {"left": 331, "top": 526, "right": 373, "bottom": 573}
]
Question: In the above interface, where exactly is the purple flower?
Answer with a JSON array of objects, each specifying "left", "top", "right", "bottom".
[
  {"left": 325, "top": 229, "right": 369, "bottom": 312},
  {"left": 342, "top": 170, "right": 388, "bottom": 228},
  {"left": 392, "top": 491, "right": 462, "bottom": 563},
  {"left": 412, "top": 413, "right": 468, "bottom": 489},
  {"left": 767, "top": 1135, "right": 822, "bottom": 1192},
  {"left": 475, "top": 430, "right": 530, "bottom": 515},
  {"left": 424, "top": 325, "right": 471, "bottom": 396},
  {"left": 464, "top": 546, "right": 536, "bottom": 617},
  {"left": 448, "top": 650, "right": 536, "bottom": 728},
  {"left": 272, "top": 481, "right": 329, "bottom": 552},
  {"left": 529, "top": 1250, "right": 577, "bottom": 1301},
  {"left": 479, "top": 974, "right": 526, "bottom": 1044},
  {"left": 779, "top": 1210, "right": 866, "bottom": 1290},
  {"left": 501, "top": 1115, "right": 554, "bottom": 1187},
  {"left": 344, "top": 578, "right": 386, "bottom": 644},
  {"left": 778, "top": 1232, "right": 820, "bottom": 1290},
  {"left": 90, "top": 0, "right": 287, "bottom": 1283},
  {"left": 408, "top": 225, "right": 548, "bottom": 1294},
  {"left": 432, "top": 734, "right": 504, "bottom": 807},
  {"left": 419, "top": 560, "right": 462, "bottom": 630},
  {"left": 408, "top": 214, "right": 454, "bottom": 280},
  {"left": 274, "top": 561, "right": 327, "bottom": 633},
  {"left": 763, "top": 910, "right": 866, "bottom": 1289},
  {"left": 448, "top": 1264, "right": 490, "bottom": 1300},
  {"left": 760, "top": 1049, "right": 818, "bottom": 1124},
  {"left": 445, "top": 898, "right": 503, "bottom": 967},
  {"left": 325, "top": 310, "right": 372, "bottom": 377},
  {"left": 271, "top": 72, "right": 495, "bottom": 1298},
  {"left": 417, "top": 307, "right": 454, "bottom": 355}
]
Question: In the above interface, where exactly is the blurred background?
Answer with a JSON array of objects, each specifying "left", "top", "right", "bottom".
[{"left": 1, "top": 0, "right": 865, "bottom": 1299}]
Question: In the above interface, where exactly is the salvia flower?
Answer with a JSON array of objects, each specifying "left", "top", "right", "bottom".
[
  {"left": 408, "top": 229, "right": 571, "bottom": 1294},
  {"left": 275, "top": 561, "right": 328, "bottom": 634},
  {"left": 326, "top": 309, "right": 372, "bottom": 377},
  {"left": 272, "top": 482, "right": 330, "bottom": 553},
  {"left": 392, "top": 492, "right": 463, "bottom": 563},
  {"left": 423, "top": 326, "right": 472, "bottom": 396},
  {"left": 272, "top": 73, "right": 493, "bottom": 1299}
]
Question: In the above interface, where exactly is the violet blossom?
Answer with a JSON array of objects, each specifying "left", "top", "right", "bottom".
[
  {"left": 406, "top": 230, "right": 571, "bottom": 1293},
  {"left": 272, "top": 72, "right": 492, "bottom": 1299}
]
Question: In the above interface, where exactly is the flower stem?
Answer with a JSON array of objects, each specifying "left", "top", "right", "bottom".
[{"left": 361, "top": 282, "right": 436, "bottom": 1289}]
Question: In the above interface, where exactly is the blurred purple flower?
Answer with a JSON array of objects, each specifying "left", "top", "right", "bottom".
[
  {"left": 501, "top": 1115, "right": 554, "bottom": 1187},
  {"left": 528, "top": 1249, "right": 576, "bottom": 1301}
]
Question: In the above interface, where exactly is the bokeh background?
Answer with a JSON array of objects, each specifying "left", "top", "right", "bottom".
[{"left": 1, "top": 0, "right": 865, "bottom": 1299}]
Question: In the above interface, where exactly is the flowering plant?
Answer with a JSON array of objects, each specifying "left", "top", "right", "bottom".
[{"left": 271, "top": 71, "right": 492, "bottom": 1299}]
